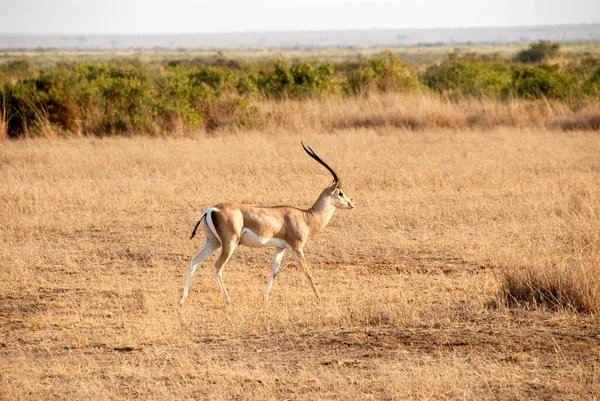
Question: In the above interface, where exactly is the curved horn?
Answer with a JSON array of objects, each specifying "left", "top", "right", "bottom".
[{"left": 301, "top": 141, "right": 340, "bottom": 187}]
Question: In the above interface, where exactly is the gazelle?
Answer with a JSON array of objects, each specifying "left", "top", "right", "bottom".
[{"left": 180, "top": 142, "right": 355, "bottom": 305}]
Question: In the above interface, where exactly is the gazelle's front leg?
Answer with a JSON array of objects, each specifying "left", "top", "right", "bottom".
[
  {"left": 264, "top": 247, "right": 285, "bottom": 302},
  {"left": 290, "top": 248, "right": 321, "bottom": 304}
]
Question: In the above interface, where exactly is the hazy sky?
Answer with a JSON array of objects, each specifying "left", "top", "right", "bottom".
[{"left": 1, "top": 0, "right": 598, "bottom": 34}]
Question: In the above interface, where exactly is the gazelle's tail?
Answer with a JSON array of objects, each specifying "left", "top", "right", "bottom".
[
  {"left": 189, "top": 213, "right": 207, "bottom": 240},
  {"left": 189, "top": 208, "right": 220, "bottom": 242}
]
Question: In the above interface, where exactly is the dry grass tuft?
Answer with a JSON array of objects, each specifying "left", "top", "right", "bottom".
[
  {"left": 500, "top": 262, "right": 600, "bottom": 313},
  {"left": 499, "top": 211, "right": 600, "bottom": 313},
  {"left": 326, "top": 108, "right": 468, "bottom": 131},
  {"left": 549, "top": 106, "right": 600, "bottom": 131}
]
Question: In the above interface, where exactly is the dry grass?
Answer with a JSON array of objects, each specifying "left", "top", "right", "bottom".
[
  {"left": 1, "top": 123, "right": 600, "bottom": 399},
  {"left": 250, "top": 93, "right": 600, "bottom": 135},
  {"left": 498, "top": 193, "right": 600, "bottom": 313},
  {"left": 0, "top": 99, "right": 7, "bottom": 141},
  {"left": 548, "top": 107, "right": 600, "bottom": 131}
]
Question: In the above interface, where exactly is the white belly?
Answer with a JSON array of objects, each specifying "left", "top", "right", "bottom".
[{"left": 240, "top": 228, "right": 288, "bottom": 249}]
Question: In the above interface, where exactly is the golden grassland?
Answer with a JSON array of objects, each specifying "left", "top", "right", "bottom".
[{"left": 1, "top": 95, "right": 600, "bottom": 399}]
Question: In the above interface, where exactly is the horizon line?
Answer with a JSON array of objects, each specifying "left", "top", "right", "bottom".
[{"left": 1, "top": 22, "right": 599, "bottom": 37}]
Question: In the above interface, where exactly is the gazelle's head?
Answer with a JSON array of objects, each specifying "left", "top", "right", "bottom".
[
  {"left": 302, "top": 142, "right": 356, "bottom": 210},
  {"left": 329, "top": 184, "right": 356, "bottom": 209}
]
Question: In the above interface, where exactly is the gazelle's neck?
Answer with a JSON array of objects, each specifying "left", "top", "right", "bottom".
[{"left": 306, "top": 189, "right": 336, "bottom": 236}]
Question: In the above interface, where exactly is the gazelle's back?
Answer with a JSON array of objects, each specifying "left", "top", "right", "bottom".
[{"left": 212, "top": 203, "right": 306, "bottom": 246}]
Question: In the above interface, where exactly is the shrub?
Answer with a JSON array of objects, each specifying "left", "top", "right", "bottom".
[
  {"left": 154, "top": 67, "right": 205, "bottom": 131},
  {"left": 236, "top": 70, "right": 259, "bottom": 96},
  {"left": 582, "top": 66, "right": 600, "bottom": 97},
  {"left": 1, "top": 81, "right": 38, "bottom": 137},
  {"left": 346, "top": 51, "right": 419, "bottom": 94},
  {"left": 253, "top": 60, "right": 293, "bottom": 99},
  {"left": 507, "top": 65, "right": 577, "bottom": 99},
  {"left": 1, "top": 68, "right": 92, "bottom": 137},
  {"left": 289, "top": 61, "right": 335, "bottom": 97},
  {"left": 202, "top": 97, "right": 262, "bottom": 132},
  {"left": 514, "top": 40, "right": 560, "bottom": 64},
  {"left": 0, "top": 59, "right": 34, "bottom": 84},
  {"left": 422, "top": 58, "right": 511, "bottom": 98},
  {"left": 562, "top": 55, "right": 600, "bottom": 81},
  {"left": 0, "top": 61, "right": 265, "bottom": 137},
  {"left": 91, "top": 65, "right": 157, "bottom": 135},
  {"left": 189, "top": 66, "right": 236, "bottom": 93},
  {"left": 250, "top": 60, "right": 336, "bottom": 99}
]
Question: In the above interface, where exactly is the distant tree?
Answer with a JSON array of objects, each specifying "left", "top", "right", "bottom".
[{"left": 514, "top": 40, "right": 560, "bottom": 64}]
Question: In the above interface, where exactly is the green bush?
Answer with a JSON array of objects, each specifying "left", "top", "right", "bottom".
[
  {"left": 236, "top": 70, "right": 260, "bottom": 96},
  {"left": 422, "top": 58, "right": 511, "bottom": 98},
  {"left": 562, "top": 55, "right": 600, "bottom": 82},
  {"left": 95, "top": 67, "right": 156, "bottom": 134},
  {"left": 255, "top": 60, "right": 293, "bottom": 98},
  {"left": 0, "top": 59, "right": 35, "bottom": 85},
  {"left": 582, "top": 66, "right": 600, "bottom": 97},
  {"left": 247, "top": 60, "right": 335, "bottom": 99},
  {"left": 0, "top": 61, "right": 261, "bottom": 137},
  {"left": 154, "top": 67, "right": 205, "bottom": 131},
  {"left": 290, "top": 62, "right": 335, "bottom": 97},
  {"left": 514, "top": 40, "right": 560, "bottom": 64},
  {"left": 508, "top": 65, "right": 577, "bottom": 99},
  {"left": 1, "top": 79, "right": 44, "bottom": 137},
  {"left": 346, "top": 51, "right": 419, "bottom": 94},
  {"left": 189, "top": 66, "right": 236, "bottom": 93},
  {"left": 1, "top": 68, "right": 92, "bottom": 137}
]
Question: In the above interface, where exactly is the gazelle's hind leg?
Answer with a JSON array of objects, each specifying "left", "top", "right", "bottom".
[
  {"left": 212, "top": 238, "right": 238, "bottom": 305},
  {"left": 264, "top": 247, "right": 285, "bottom": 302},
  {"left": 180, "top": 225, "right": 220, "bottom": 305}
]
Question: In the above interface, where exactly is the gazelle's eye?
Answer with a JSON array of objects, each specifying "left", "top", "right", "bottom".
[{"left": 339, "top": 191, "right": 344, "bottom": 197}]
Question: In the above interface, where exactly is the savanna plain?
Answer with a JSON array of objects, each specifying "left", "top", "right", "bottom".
[
  {"left": 1, "top": 43, "right": 600, "bottom": 400},
  {"left": 1, "top": 123, "right": 599, "bottom": 400}
]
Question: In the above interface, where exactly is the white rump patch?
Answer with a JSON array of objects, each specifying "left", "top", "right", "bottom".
[
  {"left": 205, "top": 207, "right": 221, "bottom": 244},
  {"left": 240, "top": 228, "right": 289, "bottom": 249}
]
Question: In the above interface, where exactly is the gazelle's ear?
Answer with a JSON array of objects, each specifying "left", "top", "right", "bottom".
[{"left": 327, "top": 180, "right": 338, "bottom": 194}]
